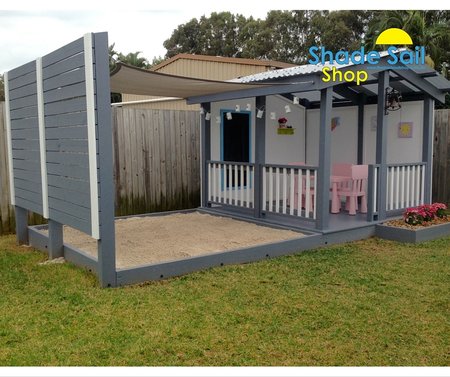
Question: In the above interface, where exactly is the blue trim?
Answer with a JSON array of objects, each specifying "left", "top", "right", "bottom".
[{"left": 219, "top": 109, "right": 252, "bottom": 191}]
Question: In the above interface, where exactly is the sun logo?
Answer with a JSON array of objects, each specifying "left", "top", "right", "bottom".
[{"left": 375, "top": 28, "right": 413, "bottom": 45}]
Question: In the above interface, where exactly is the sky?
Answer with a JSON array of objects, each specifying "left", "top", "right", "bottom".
[
  {"left": 1, "top": 1, "right": 448, "bottom": 73},
  {"left": 0, "top": 7, "right": 272, "bottom": 73}
]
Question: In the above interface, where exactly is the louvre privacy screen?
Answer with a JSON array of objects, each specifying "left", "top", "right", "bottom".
[{"left": 4, "top": 32, "right": 116, "bottom": 286}]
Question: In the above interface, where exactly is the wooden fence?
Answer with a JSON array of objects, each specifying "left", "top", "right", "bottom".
[
  {"left": 0, "top": 102, "right": 449, "bottom": 235},
  {"left": 112, "top": 107, "right": 200, "bottom": 216},
  {"left": 432, "top": 109, "right": 450, "bottom": 205}
]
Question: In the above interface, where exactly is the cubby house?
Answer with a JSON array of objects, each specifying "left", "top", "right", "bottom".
[{"left": 4, "top": 33, "right": 449, "bottom": 286}]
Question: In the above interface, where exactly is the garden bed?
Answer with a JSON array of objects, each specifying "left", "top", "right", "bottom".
[{"left": 376, "top": 217, "right": 450, "bottom": 243}]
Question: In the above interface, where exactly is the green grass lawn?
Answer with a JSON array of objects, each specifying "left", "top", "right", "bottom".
[{"left": 0, "top": 234, "right": 448, "bottom": 366}]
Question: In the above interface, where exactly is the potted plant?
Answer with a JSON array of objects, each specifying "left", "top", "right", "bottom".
[{"left": 278, "top": 117, "right": 288, "bottom": 128}]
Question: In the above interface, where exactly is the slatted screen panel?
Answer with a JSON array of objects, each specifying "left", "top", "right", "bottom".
[
  {"left": 42, "top": 36, "right": 93, "bottom": 235},
  {"left": 7, "top": 61, "right": 43, "bottom": 215},
  {"left": 5, "top": 33, "right": 103, "bottom": 239}
]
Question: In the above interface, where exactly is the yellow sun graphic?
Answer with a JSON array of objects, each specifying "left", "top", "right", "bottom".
[{"left": 375, "top": 28, "right": 413, "bottom": 45}]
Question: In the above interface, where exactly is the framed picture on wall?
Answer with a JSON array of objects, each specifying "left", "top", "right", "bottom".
[
  {"left": 331, "top": 117, "right": 340, "bottom": 131},
  {"left": 398, "top": 122, "right": 413, "bottom": 138}
]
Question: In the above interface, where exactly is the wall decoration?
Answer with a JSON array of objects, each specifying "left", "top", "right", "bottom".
[
  {"left": 331, "top": 116, "right": 340, "bottom": 131},
  {"left": 370, "top": 115, "right": 377, "bottom": 131},
  {"left": 398, "top": 122, "right": 413, "bottom": 138},
  {"left": 277, "top": 128, "right": 295, "bottom": 135}
]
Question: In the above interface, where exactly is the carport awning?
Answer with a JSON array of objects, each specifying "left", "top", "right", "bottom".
[{"left": 110, "top": 62, "right": 273, "bottom": 98}]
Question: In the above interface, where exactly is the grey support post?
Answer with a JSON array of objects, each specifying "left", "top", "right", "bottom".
[
  {"left": 422, "top": 95, "right": 434, "bottom": 204},
  {"left": 316, "top": 87, "right": 333, "bottom": 230},
  {"left": 48, "top": 220, "right": 63, "bottom": 259},
  {"left": 375, "top": 70, "right": 389, "bottom": 220},
  {"left": 357, "top": 95, "right": 366, "bottom": 165},
  {"left": 15, "top": 206, "right": 28, "bottom": 245},
  {"left": 254, "top": 96, "right": 266, "bottom": 218},
  {"left": 94, "top": 32, "right": 116, "bottom": 288},
  {"left": 200, "top": 102, "right": 211, "bottom": 208}
]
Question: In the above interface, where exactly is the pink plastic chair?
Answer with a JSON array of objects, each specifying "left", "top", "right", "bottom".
[{"left": 337, "top": 165, "right": 368, "bottom": 215}]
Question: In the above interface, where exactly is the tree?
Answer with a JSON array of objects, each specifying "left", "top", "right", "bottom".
[
  {"left": 117, "top": 51, "right": 149, "bottom": 69},
  {"left": 366, "top": 10, "right": 450, "bottom": 75},
  {"left": 0, "top": 74, "right": 4, "bottom": 102}
]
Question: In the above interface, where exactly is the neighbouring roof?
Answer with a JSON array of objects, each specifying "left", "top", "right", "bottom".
[{"left": 151, "top": 53, "right": 297, "bottom": 72}]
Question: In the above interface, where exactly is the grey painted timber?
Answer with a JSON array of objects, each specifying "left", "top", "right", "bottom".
[
  {"left": 254, "top": 96, "right": 266, "bottom": 218},
  {"left": 376, "top": 222, "right": 450, "bottom": 243},
  {"left": 375, "top": 71, "right": 389, "bottom": 220},
  {"left": 116, "top": 224, "right": 376, "bottom": 286},
  {"left": 93, "top": 32, "right": 117, "bottom": 287},
  {"left": 200, "top": 102, "right": 211, "bottom": 207},
  {"left": 422, "top": 96, "right": 434, "bottom": 204},
  {"left": 48, "top": 220, "right": 63, "bottom": 259},
  {"left": 316, "top": 87, "right": 332, "bottom": 230},
  {"left": 15, "top": 206, "right": 28, "bottom": 244}
]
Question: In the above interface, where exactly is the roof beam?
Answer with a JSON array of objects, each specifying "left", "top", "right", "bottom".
[
  {"left": 383, "top": 64, "right": 446, "bottom": 103},
  {"left": 332, "top": 83, "right": 360, "bottom": 104},
  {"left": 187, "top": 75, "right": 325, "bottom": 104}
]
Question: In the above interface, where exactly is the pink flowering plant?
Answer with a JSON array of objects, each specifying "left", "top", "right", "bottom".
[
  {"left": 278, "top": 117, "right": 288, "bottom": 124},
  {"left": 403, "top": 202, "right": 447, "bottom": 225}
]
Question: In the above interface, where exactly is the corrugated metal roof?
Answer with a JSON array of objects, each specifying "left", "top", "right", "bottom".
[{"left": 232, "top": 49, "right": 405, "bottom": 83}]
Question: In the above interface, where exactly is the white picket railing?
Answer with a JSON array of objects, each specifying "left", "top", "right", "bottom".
[
  {"left": 262, "top": 164, "right": 317, "bottom": 219},
  {"left": 207, "top": 161, "right": 254, "bottom": 208},
  {"left": 386, "top": 163, "right": 425, "bottom": 210}
]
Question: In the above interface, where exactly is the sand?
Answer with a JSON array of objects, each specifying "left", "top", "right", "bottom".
[{"left": 55, "top": 211, "right": 303, "bottom": 268}]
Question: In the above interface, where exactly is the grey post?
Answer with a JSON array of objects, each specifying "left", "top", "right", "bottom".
[
  {"left": 357, "top": 95, "right": 365, "bottom": 165},
  {"left": 254, "top": 96, "right": 266, "bottom": 217},
  {"left": 200, "top": 102, "right": 211, "bottom": 207},
  {"left": 422, "top": 95, "right": 434, "bottom": 204},
  {"left": 94, "top": 32, "right": 117, "bottom": 287},
  {"left": 366, "top": 164, "right": 375, "bottom": 222},
  {"left": 15, "top": 206, "right": 29, "bottom": 245},
  {"left": 316, "top": 87, "right": 333, "bottom": 230},
  {"left": 48, "top": 220, "right": 63, "bottom": 259},
  {"left": 375, "top": 70, "right": 389, "bottom": 220}
]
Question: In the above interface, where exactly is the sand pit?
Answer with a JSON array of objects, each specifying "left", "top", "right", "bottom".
[{"left": 50, "top": 211, "right": 303, "bottom": 268}]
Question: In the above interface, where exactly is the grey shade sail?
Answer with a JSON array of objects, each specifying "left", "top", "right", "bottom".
[{"left": 109, "top": 62, "right": 276, "bottom": 98}]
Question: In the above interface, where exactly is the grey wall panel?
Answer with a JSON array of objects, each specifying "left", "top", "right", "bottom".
[
  {"left": 43, "top": 53, "right": 85, "bottom": 79},
  {"left": 15, "top": 197, "right": 43, "bottom": 215},
  {"left": 15, "top": 180, "right": 41, "bottom": 195},
  {"left": 44, "top": 97, "right": 87, "bottom": 116},
  {"left": 8, "top": 71, "right": 36, "bottom": 90},
  {"left": 10, "top": 118, "right": 38, "bottom": 130},
  {"left": 11, "top": 139, "right": 40, "bottom": 150},
  {"left": 49, "top": 197, "right": 90, "bottom": 220},
  {"left": 48, "top": 207, "right": 91, "bottom": 235},
  {"left": 47, "top": 175, "right": 90, "bottom": 193},
  {"left": 45, "top": 125, "right": 88, "bottom": 139},
  {"left": 13, "top": 159, "right": 41, "bottom": 171},
  {"left": 12, "top": 149, "right": 41, "bottom": 159},
  {"left": 42, "top": 37, "right": 84, "bottom": 67},
  {"left": 48, "top": 185, "right": 91, "bottom": 207},
  {"left": 14, "top": 178, "right": 42, "bottom": 194},
  {"left": 46, "top": 139, "right": 89, "bottom": 153},
  {"left": 45, "top": 112, "right": 87, "bottom": 128},
  {"left": 44, "top": 82, "right": 86, "bottom": 104},
  {"left": 46, "top": 163, "right": 90, "bottom": 180},
  {"left": 10, "top": 106, "right": 38, "bottom": 120},
  {"left": 46, "top": 151, "right": 89, "bottom": 166},
  {"left": 43, "top": 68, "right": 85, "bottom": 91},
  {"left": 13, "top": 169, "right": 41, "bottom": 182},
  {"left": 9, "top": 83, "right": 37, "bottom": 100},
  {"left": 11, "top": 127, "right": 39, "bottom": 139},
  {"left": 9, "top": 71, "right": 36, "bottom": 90},
  {"left": 9, "top": 95, "right": 38, "bottom": 111},
  {"left": 8, "top": 61, "right": 36, "bottom": 80},
  {"left": 15, "top": 187, "right": 42, "bottom": 203}
]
